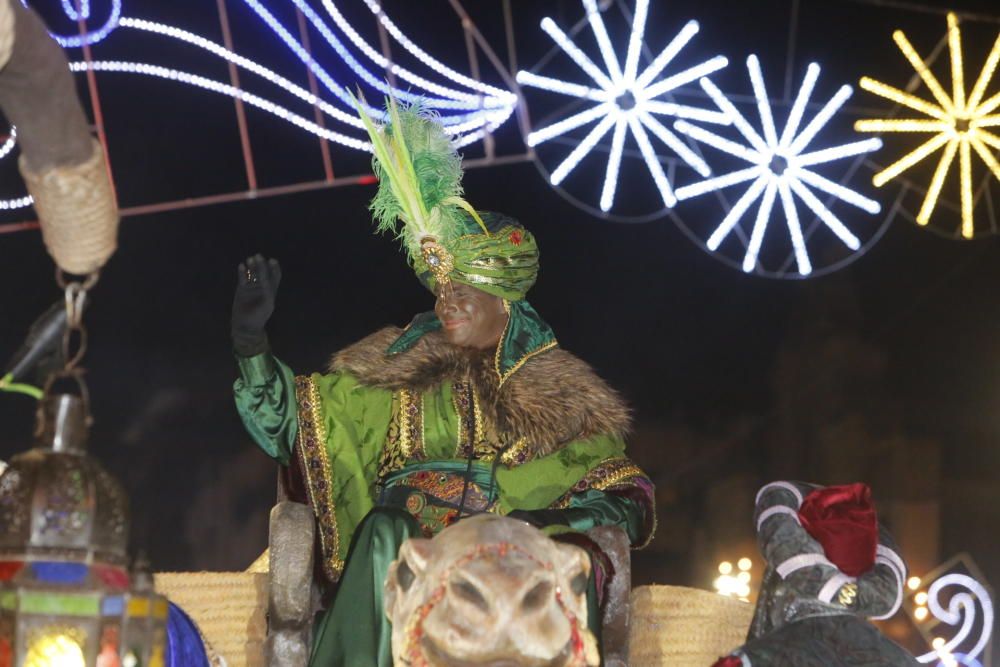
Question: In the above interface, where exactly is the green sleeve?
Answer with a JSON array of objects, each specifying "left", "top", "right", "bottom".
[
  {"left": 494, "top": 434, "right": 624, "bottom": 511},
  {"left": 233, "top": 352, "right": 298, "bottom": 465},
  {"left": 552, "top": 489, "right": 647, "bottom": 546},
  {"left": 496, "top": 433, "right": 656, "bottom": 548}
]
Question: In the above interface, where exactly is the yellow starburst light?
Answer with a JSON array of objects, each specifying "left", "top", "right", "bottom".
[{"left": 856, "top": 12, "right": 1000, "bottom": 239}]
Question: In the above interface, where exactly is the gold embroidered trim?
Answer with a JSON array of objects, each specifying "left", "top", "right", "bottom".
[
  {"left": 588, "top": 458, "right": 648, "bottom": 492},
  {"left": 381, "top": 388, "right": 426, "bottom": 479},
  {"left": 549, "top": 456, "right": 656, "bottom": 549},
  {"left": 453, "top": 381, "right": 494, "bottom": 460},
  {"left": 499, "top": 436, "right": 531, "bottom": 467},
  {"left": 401, "top": 389, "right": 426, "bottom": 460},
  {"left": 294, "top": 375, "right": 344, "bottom": 581},
  {"left": 493, "top": 309, "right": 559, "bottom": 388}
]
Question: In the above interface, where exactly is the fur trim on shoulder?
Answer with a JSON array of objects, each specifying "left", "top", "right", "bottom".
[{"left": 329, "top": 327, "right": 631, "bottom": 456}]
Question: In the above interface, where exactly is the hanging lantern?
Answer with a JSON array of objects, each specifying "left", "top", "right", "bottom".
[{"left": 0, "top": 393, "right": 167, "bottom": 667}]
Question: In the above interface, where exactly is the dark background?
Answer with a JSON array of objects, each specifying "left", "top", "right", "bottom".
[{"left": 1, "top": 0, "right": 999, "bottom": 654}]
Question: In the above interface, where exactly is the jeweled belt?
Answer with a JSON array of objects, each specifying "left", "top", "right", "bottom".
[{"left": 379, "top": 469, "right": 495, "bottom": 515}]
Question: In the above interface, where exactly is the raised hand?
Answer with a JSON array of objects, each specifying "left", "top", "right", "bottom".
[{"left": 231, "top": 255, "right": 282, "bottom": 357}]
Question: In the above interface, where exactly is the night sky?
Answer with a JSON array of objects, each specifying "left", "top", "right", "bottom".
[{"left": 1, "top": 0, "right": 1000, "bottom": 650}]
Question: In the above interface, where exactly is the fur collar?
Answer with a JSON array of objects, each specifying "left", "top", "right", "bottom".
[{"left": 329, "top": 327, "right": 631, "bottom": 457}]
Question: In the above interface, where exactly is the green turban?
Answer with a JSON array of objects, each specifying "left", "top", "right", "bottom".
[
  {"left": 388, "top": 212, "right": 556, "bottom": 384},
  {"left": 355, "top": 98, "right": 557, "bottom": 381},
  {"left": 412, "top": 211, "right": 538, "bottom": 301}
]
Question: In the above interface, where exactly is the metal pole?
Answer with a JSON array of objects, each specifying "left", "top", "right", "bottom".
[
  {"left": 215, "top": 0, "right": 258, "bottom": 191},
  {"left": 295, "top": 7, "right": 335, "bottom": 183}
]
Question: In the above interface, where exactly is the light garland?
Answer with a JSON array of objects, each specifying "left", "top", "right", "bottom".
[
  {"left": 240, "top": 0, "right": 511, "bottom": 116},
  {"left": 0, "top": 2, "right": 518, "bottom": 217},
  {"left": 318, "top": 0, "right": 508, "bottom": 103},
  {"left": 69, "top": 60, "right": 370, "bottom": 150},
  {"left": 914, "top": 574, "right": 993, "bottom": 666},
  {"left": 518, "top": 1, "right": 729, "bottom": 212},
  {"left": 115, "top": 18, "right": 510, "bottom": 133},
  {"left": 358, "top": 0, "right": 512, "bottom": 101},
  {"left": 23, "top": 0, "right": 516, "bottom": 135},
  {"left": 63, "top": 61, "right": 511, "bottom": 152},
  {"left": 856, "top": 12, "right": 1000, "bottom": 239},
  {"left": 59, "top": 0, "right": 88, "bottom": 21},
  {"left": 21, "top": 0, "right": 121, "bottom": 48},
  {"left": 673, "top": 57, "right": 882, "bottom": 276}
]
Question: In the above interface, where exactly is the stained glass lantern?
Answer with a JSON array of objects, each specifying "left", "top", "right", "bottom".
[{"left": 0, "top": 393, "right": 167, "bottom": 666}]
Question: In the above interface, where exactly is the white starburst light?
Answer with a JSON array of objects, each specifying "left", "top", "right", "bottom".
[
  {"left": 674, "top": 56, "right": 883, "bottom": 276},
  {"left": 517, "top": 1, "right": 729, "bottom": 212}
]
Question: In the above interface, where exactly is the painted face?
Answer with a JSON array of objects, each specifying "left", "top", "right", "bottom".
[{"left": 434, "top": 283, "right": 508, "bottom": 349}]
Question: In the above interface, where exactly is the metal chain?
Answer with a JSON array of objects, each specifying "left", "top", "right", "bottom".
[
  {"left": 47, "top": 269, "right": 99, "bottom": 424},
  {"left": 62, "top": 280, "right": 89, "bottom": 371}
]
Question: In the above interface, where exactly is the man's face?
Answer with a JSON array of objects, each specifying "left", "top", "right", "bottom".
[{"left": 434, "top": 283, "right": 508, "bottom": 349}]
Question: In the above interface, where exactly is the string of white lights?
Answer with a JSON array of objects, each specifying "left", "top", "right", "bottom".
[
  {"left": 65, "top": 60, "right": 510, "bottom": 153},
  {"left": 115, "top": 18, "right": 511, "bottom": 133},
  {"left": 20, "top": 0, "right": 121, "bottom": 48},
  {"left": 673, "top": 57, "right": 882, "bottom": 275},
  {"left": 0, "top": 125, "right": 30, "bottom": 210},
  {"left": 0, "top": 195, "right": 33, "bottom": 210},
  {"left": 0, "top": 127, "right": 17, "bottom": 161},
  {"left": 69, "top": 61, "right": 370, "bottom": 150},
  {"left": 358, "top": 0, "right": 514, "bottom": 101},
  {"left": 238, "top": 0, "right": 415, "bottom": 118},
  {"left": 282, "top": 0, "right": 512, "bottom": 110},
  {"left": 60, "top": 0, "right": 89, "bottom": 21},
  {"left": 118, "top": 18, "right": 362, "bottom": 130}
]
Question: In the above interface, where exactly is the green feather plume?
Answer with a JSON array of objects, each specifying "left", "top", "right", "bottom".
[{"left": 354, "top": 94, "right": 487, "bottom": 262}]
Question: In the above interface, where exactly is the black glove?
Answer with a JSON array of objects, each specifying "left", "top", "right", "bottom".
[
  {"left": 232, "top": 255, "right": 281, "bottom": 357},
  {"left": 507, "top": 509, "right": 571, "bottom": 529}
]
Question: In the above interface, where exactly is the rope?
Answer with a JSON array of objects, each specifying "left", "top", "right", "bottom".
[{"left": 19, "top": 139, "right": 118, "bottom": 275}]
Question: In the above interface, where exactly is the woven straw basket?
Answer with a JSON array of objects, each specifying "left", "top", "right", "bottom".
[
  {"left": 629, "top": 585, "right": 754, "bottom": 667},
  {"left": 156, "top": 571, "right": 267, "bottom": 667}
]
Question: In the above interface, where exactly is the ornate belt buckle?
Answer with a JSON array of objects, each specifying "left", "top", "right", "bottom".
[{"left": 405, "top": 491, "right": 426, "bottom": 515}]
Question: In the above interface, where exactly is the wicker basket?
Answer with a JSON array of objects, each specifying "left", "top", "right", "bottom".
[
  {"left": 628, "top": 585, "right": 754, "bottom": 667},
  {"left": 156, "top": 571, "right": 267, "bottom": 667}
]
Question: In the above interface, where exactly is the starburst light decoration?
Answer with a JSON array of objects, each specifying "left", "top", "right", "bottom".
[
  {"left": 856, "top": 12, "right": 1000, "bottom": 239},
  {"left": 516, "top": 0, "right": 729, "bottom": 213},
  {"left": 673, "top": 56, "right": 883, "bottom": 276}
]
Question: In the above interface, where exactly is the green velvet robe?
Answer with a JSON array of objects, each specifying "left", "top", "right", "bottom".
[{"left": 234, "top": 328, "right": 654, "bottom": 666}]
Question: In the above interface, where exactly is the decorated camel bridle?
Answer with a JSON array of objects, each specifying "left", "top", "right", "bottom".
[{"left": 399, "top": 541, "right": 595, "bottom": 667}]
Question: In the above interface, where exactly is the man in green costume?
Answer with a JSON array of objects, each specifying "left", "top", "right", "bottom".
[{"left": 231, "top": 103, "right": 654, "bottom": 667}]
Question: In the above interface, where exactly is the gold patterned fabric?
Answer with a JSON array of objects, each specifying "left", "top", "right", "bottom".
[
  {"left": 294, "top": 376, "right": 344, "bottom": 580},
  {"left": 378, "top": 389, "right": 426, "bottom": 480}
]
